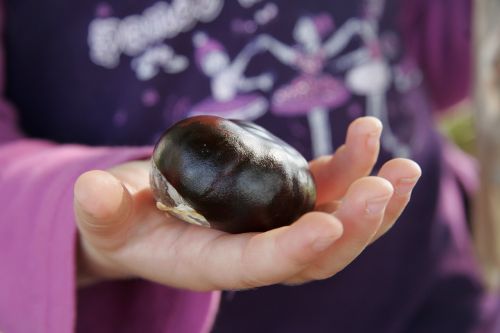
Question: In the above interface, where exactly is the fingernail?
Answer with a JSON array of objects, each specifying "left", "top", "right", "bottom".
[
  {"left": 365, "top": 195, "right": 391, "bottom": 215},
  {"left": 312, "top": 235, "right": 337, "bottom": 252},
  {"left": 395, "top": 177, "right": 418, "bottom": 196},
  {"left": 366, "top": 131, "right": 380, "bottom": 149}
]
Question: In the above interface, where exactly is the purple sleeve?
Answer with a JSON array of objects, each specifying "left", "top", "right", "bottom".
[
  {"left": 0, "top": 139, "right": 221, "bottom": 333},
  {"left": 0, "top": 7, "right": 219, "bottom": 333},
  {"left": 401, "top": 0, "right": 472, "bottom": 111}
]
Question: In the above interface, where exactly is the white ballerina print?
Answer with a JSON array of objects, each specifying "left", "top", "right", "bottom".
[
  {"left": 256, "top": 13, "right": 351, "bottom": 157},
  {"left": 322, "top": 0, "right": 410, "bottom": 157},
  {"left": 189, "top": 32, "right": 274, "bottom": 121}
]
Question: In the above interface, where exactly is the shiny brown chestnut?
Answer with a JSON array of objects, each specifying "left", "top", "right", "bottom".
[{"left": 150, "top": 115, "right": 317, "bottom": 234}]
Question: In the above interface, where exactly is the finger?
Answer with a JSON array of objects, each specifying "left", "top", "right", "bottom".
[
  {"left": 74, "top": 170, "right": 134, "bottom": 251},
  {"left": 315, "top": 200, "right": 341, "bottom": 213},
  {"left": 232, "top": 213, "right": 343, "bottom": 289},
  {"left": 310, "top": 116, "right": 382, "bottom": 205},
  {"left": 289, "top": 176, "right": 393, "bottom": 283},
  {"left": 371, "top": 158, "right": 422, "bottom": 241},
  {"left": 106, "top": 160, "right": 151, "bottom": 193},
  {"left": 136, "top": 212, "right": 343, "bottom": 291}
]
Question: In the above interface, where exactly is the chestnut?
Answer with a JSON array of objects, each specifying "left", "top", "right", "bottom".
[{"left": 150, "top": 115, "right": 316, "bottom": 234}]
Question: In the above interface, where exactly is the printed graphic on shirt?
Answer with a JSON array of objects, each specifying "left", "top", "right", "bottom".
[
  {"left": 131, "top": 45, "right": 189, "bottom": 81},
  {"left": 231, "top": 2, "right": 278, "bottom": 34},
  {"left": 188, "top": 32, "right": 273, "bottom": 120},
  {"left": 88, "top": 0, "right": 224, "bottom": 75},
  {"left": 86, "top": 0, "right": 422, "bottom": 158},
  {"left": 255, "top": 13, "right": 350, "bottom": 157},
  {"left": 323, "top": 0, "right": 410, "bottom": 157}
]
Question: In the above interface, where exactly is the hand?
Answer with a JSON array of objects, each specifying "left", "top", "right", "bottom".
[{"left": 74, "top": 117, "right": 421, "bottom": 291}]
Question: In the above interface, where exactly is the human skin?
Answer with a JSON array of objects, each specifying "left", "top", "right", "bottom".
[{"left": 74, "top": 116, "right": 421, "bottom": 291}]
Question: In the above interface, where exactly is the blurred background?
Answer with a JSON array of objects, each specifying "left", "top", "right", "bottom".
[
  {"left": 437, "top": 101, "right": 475, "bottom": 156},
  {"left": 442, "top": 0, "right": 500, "bottom": 289}
]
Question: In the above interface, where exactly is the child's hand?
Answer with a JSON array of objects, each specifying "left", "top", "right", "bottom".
[{"left": 74, "top": 117, "right": 421, "bottom": 290}]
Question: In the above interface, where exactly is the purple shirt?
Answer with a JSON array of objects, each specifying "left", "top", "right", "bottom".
[{"left": 0, "top": 0, "right": 498, "bottom": 332}]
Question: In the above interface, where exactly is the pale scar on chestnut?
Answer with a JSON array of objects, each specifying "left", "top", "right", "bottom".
[{"left": 150, "top": 115, "right": 317, "bottom": 234}]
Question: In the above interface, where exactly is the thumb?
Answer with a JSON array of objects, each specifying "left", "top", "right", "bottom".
[{"left": 74, "top": 170, "right": 133, "bottom": 250}]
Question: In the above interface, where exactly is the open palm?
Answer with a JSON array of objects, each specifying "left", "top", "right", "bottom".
[{"left": 75, "top": 117, "right": 421, "bottom": 291}]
